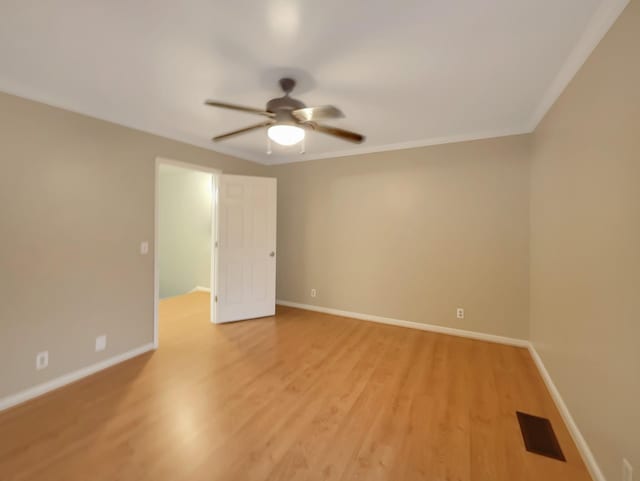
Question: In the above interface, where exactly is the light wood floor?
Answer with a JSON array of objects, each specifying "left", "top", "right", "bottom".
[{"left": 0, "top": 292, "right": 591, "bottom": 481}]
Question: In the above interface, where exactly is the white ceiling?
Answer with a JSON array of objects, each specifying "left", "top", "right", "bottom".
[{"left": 0, "top": 0, "right": 628, "bottom": 165}]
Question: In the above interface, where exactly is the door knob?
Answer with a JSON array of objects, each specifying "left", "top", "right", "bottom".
[{"left": 269, "top": 251, "right": 275, "bottom": 257}]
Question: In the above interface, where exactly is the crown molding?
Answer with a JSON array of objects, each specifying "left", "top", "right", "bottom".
[
  {"left": 2, "top": 0, "right": 628, "bottom": 166},
  {"left": 0, "top": 85, "right": 530, "bottom": 165},
  {"left": 0, "top": 86, "right": 267, "bottom": 165},
  {"left": 527, "top": 0, "right": 630, "bottom": 131},
  {"left": 264, "top": 126, "right": 531, "bottom": 165}
]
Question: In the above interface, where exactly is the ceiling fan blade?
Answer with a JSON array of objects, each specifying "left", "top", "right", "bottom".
[
  {"left": 212, "top": 121, "right": 273, "bottom": 142},
  {"left": 292, "top": 105, "right": 345, "bottom": 122},
  {"left": 205, "top": 100, "right": 275, "bottom": 118},
  {"left": 311, "top": 124, "right": 365, "bottom": 144}
]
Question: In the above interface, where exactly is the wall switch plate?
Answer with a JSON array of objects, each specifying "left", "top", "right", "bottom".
[
  {"left": 457, "top": 308, "right": 465, "bottom": 319},
  {"left": 36, "top": 351, "right": 48, "bottom": 370},
  {"left": 623, "top": 459, "right": 633, "bottom": 481},
  {"left": 140, "top": 241, "right": 149, "bottom": 255},
  {"left": 95, "top": 335, "right": 107, "bottom": 352},
  {"left": 310, "top": 289, "right": 317, "bottom": 298}
]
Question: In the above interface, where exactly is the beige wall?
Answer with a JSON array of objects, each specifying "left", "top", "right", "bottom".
[
  {"left": 530, "top": 2, "right": 640, "bottom": 480},
  {"left": 272, "top": 135, "right": 531, "bottom": 339},
  {"left": 0, "top": 92, "right": 267, "bottom": 398}
]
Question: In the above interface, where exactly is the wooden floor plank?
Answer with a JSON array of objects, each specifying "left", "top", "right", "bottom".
[{"left": 0, "top": 293, "right": 592, "bottom": 481}]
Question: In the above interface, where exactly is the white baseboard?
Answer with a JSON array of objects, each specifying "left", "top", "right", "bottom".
[
  {"left": 190, "top": 286, "right": 211, "bottom": 293},
  {"left": 0, "top": 304, "right": 604, "bottom": 481},
  {"left": 276, "top": 300, "right": 529, "bottom": 347},
  {"left": 277, "top": 299, "right": 603, "bottom": 481},
  {"left": 0, "top": 343, "right": 155, "bottom": 413},
  {"left": 528, "top": 344, "right": 605, "bottom": 481}
]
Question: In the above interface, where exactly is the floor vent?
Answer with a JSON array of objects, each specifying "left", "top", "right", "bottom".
[{"left": 516, "top": 411, "right": 566, "bottom": 461}]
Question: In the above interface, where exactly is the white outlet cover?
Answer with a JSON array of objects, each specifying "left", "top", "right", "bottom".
[
  {"left": 140, "top": 241, "right": 149, "bottom": 255},
  {"left": 457, "top": 308, "right": 465, "bottom": 319},
  {"left": 36, "top": 351, "right": 48, "bottom": 370},
  {"left": 95, "top": 335, "right": 107, "bottom": 352},
  {"left": 311, "top": 289, "right": 317, "bottom": 298}
]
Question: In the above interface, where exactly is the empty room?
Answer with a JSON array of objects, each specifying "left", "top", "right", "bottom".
[{"left": 0, "top": 1, "right": 638, "bottom": 481}]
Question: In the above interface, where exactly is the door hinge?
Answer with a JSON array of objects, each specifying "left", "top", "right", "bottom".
[
  {"left": 214, "top": 295, "right": 218, "bottom": 303},
  {"left": 214, "top": 241, "right": 218, "bottom": 248}
]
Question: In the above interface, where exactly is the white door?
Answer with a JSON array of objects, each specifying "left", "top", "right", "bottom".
[{"left": 214, "top": 175, "right": 277, "bottom": 323}]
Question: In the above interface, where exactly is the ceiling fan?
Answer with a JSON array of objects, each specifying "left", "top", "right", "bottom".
[{"left": 204, "top": 78, "right": 365, "bottom": 148}]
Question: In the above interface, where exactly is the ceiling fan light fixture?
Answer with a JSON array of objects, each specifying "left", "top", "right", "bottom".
[
  {"left": 207, "top": 77, "right": 364, "bottom": 146},
  {"left": 267, "top": 124, "right": 305, "bottom": 146}
]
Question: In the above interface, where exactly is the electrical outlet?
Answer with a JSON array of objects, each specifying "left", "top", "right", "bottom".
[
  {"left": 140, "top": 241, "right": 149, "bottom": 255},
  {"left": 95, "top": 335, "right": 107, "bottom": 352},
  {"left": 623, "top": 459, "right": 633, "bottom": 481},
  {"left": 456, "top": 308, "right": 465, "bottom": 319},
  {"left": 36, "top": 351, "right": 48, "bottom": 370},
  {"left": 310, "top": 288, "right": 317, "bottom": 298}
]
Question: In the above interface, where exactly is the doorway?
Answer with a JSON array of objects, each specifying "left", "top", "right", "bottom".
[
  {"left": 153, "top": 158, "right": 278, "bottom": 348},
  {"left": 154, "top": 158, "right": 219, "bottom": 347}
]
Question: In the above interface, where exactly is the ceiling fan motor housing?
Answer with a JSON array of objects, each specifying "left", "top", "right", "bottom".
[{"left": 266, "top": 96, "right": 306, "bottom": 124}]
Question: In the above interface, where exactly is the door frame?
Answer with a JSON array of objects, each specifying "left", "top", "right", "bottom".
[{"left": 153, "top": 157, "right": 221, "bottom": 348}]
